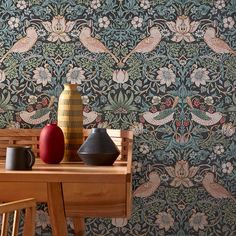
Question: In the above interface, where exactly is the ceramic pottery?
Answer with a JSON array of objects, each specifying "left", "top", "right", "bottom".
[
  {"left": 77, "top": 128, "right": 120, "bottom": 166},
  {"left": 57, "top": 84, "right": 83, "bottom": 162},
  {"left": 39, "top": 123, "right": 64, "bottom": 164},
  {"left": 5, "top": 146, "right": 35, "bottom": 170}
]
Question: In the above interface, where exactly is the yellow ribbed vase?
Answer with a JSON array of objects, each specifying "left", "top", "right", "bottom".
[{"left": 57, "top": 84, "right": 83, "bottom": 162}]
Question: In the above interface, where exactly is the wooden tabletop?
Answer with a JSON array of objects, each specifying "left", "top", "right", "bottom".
[{"left": 0, "top": 159, "right": 130, "bottom": 183}]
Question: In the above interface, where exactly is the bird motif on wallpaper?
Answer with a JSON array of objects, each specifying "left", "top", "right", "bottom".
[
  {"left": 19, "top": 96, "right": 55, "bottom": 125},
  {"left": 83, "top": 110, "right": 100, "bottom": 125},
  {"left": 79, "top": 27, "right": 119, "bottom": 64},
  {"left": 122, "top": 26, "right": 162, "bottom": 64},
  {"left": 143, "top": 96, "right": 179, "bottom": 126},
  {"left": 0, "top": 27, "right": 38, "bottom": 64},
  {"left": 186, "top": 97, "right": 222, "bottom": 126},
  {"left": 203, "top": 27, "right": 236, "bottom": 56},
  {"left": 133, "top": 172, "right": 161, "bottom": 198},
  {"left": 202, "top": 172, "right": 236, "bottom": 203}
]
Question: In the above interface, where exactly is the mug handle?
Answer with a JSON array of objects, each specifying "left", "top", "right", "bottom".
[{"left": 26, "top": 149, "right": 35, "bottom": 168}]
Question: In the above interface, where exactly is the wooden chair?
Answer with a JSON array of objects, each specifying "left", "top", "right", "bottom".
[
  {"left": 0, "top": 198, "right": 36, "bottom": 236},
  {"left": 0, "top": 129, "right": 40, "bottom": 160}
]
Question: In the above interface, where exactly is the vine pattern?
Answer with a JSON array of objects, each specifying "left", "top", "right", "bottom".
[{"left": 0, "top": 0, "right": 235, "bottom": 235}]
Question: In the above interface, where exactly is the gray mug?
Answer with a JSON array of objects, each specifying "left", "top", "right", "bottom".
[{"left": 5, "top": 146, "right": 35, "bottom": 170}]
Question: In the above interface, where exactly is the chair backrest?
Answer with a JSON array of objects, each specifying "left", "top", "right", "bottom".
[
  {"left": 0, "top": 128, "right": 133, "bottom": 164},
  {"left": 0, "top": 198, "right": 36, "bottom": 236},
  {"left": 82, "top": 129, "right": 133, "bottom": 162},
  {"left": 0, "top": 129, "right": 40, "bottom": 160}
]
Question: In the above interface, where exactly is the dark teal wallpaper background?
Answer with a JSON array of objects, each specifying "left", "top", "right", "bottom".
[{"left": 0, "top": 0, "right": 236, "bottom": 235}]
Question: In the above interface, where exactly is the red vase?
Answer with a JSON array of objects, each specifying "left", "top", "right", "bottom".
[{"left": 39, "top": 123, "right": 64, "bottom": 164}]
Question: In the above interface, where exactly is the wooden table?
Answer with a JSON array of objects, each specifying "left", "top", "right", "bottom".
[{"left": 0, "top": 159, "right": 132, "bottom": 236}]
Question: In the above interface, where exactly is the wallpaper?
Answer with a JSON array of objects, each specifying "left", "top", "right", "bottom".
[{"left": 0, "top": 0, "right": 236, "bottom": 235}]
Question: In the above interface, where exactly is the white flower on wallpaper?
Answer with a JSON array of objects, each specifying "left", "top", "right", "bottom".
[
  {"left": 131, "top": 16, "right": 143, "bottom": 28},
  {"left": 152, "top": 96, "right": 161, "bottom": 105},
  {"left": 42, "top": 15, "right": 75, "bottom": 42},
  {"left": 155, "top": 211, "right": 174, "bottom": 231},
  {"left": 98, "top": 16, "right": 110, "bottom": 28},
  {"left": 213, "top": 144, "right": 225, "bottom": 154},
  {"left": 90, "top": 0, "right": 101, "bottom": 9},
  {"left": 190, "top": 68, "right": 210, "bottom": 87},
  {"left": 7, "top": 121, "right": 20, "bottom": 129},
  {"left": 66, "top": 67, "right": 85, "bottom": 84},
  {"left": 111, "top": 218, "right": 128, "bottom": 227},
  {"left": 33, "top": 67, "right": 52, "bottom": 86},
  {"left": 222, "top": 162, "right": 234, "bottom": 174},
  {"left": 222, "top": 123, "right": 236, "bottom": 137},
  {"left": 215, "top": 0, "right": 226, "bottom": 9},
  {"left": 204, "top": 96, "right": 214, "bottom": 105},
  {"left": 37, "top": 29, "right": 47, "bottom": 37},
  {"left": 0, "top": 70, "right": 5, "bottom": 82},
  {"left": 8, "top": 17, "right": 20, "bottom": 29},
  {"left": 161, "top": 29, "right": 171, "bottom": 37},
  {"left": 165, "top": 160, "right": 199, "bottom": 187},
  {"left": 130, "top": 122, "right": 143, "bottom": 136},
  {"left": 66, "top": 217, "right": 74, "bottom": 230},
  {"left": 36, "top": 210, "right": 50, "bottom": 229},
  {"left": 139, "top": 143, "right": 149, "bottom": 154},
  {"left": 156, "top": 67, "right": 176, "bottom": 87},
  {"left": 16, "top": 0, "right": 27, "bottom": 9},
  {"left": 140, "top": 0, "right": 150, "bottom": 9},
  {"left": 195, "top": 29, "right": 205, "bottom": 38},
  {"left": 166, "top": 15, "right": 199, "bottom": 42},
  {"left": 132, "top": 161, "right": 142, "bottom": 173},
  {"left": 81, "top": 96, "right": 89, "bottom": 105},
  {"left": 28, "top": 95, "right": 37, "bottom": 104},
  {"left": 189, "top": 212, "right": 208, "bottom": 231},
  {"left": 112, "top": 69, "right": 128, "bottom": 83},
  {"left": 223, "top": 17, "right": 235, "bottom": 29}
]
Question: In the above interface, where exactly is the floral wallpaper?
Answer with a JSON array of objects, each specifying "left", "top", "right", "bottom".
[{"left": 0, "top": 0, "right": 236, "bottom": 235}]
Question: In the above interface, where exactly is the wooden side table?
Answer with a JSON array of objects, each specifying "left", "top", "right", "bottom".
[{"left": 0, "top": 129, "right": 133, "bottom": 236}]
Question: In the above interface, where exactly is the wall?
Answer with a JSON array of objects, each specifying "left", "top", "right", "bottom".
[{"left": 0, "top": 0, "right": 236, "bottom": 235}]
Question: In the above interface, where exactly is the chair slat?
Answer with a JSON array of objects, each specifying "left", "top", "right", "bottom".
[
  {"left": 1, "top": 212, "right": 9, "bottom": 236},
  {"left": 12, "top": 210, "right": 20, "bottom": 236}
]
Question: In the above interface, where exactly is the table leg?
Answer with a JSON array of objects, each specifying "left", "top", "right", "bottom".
[
  {"left": 47, "top": 183, "right": 68, "bottom": 236},
  {"left": 72, "top": 216, "right": 85, "bottom": 236}
]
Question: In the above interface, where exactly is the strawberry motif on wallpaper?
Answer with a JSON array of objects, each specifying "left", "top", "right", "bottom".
[
  {"left": 19, "top": 96, "right": 55, "bottom": 125},
  {"left": 186, "top": 97, "right": 223, "bottom": 126},
  {"left": 142, "top": 96, "right": 178, "bottom": 126}
]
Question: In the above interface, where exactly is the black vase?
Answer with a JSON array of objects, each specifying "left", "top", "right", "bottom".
[{"left": 77, "top": 128, "right": 120, "bottom": 166}]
